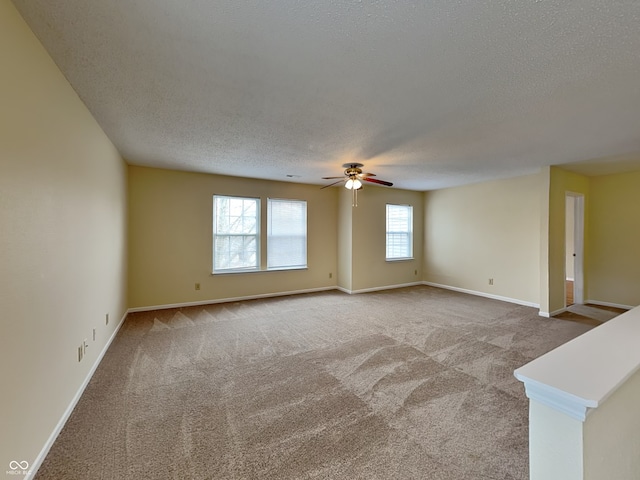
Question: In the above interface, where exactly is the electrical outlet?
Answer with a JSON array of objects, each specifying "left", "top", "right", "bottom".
[
  {"left": 329, "top": 273, "right": 332, "bottom": 279},
  {"left": 106, "top": 313, "right": 109, "bottom": 325},
  {"left": 414, "top": 270, "right": 418, "bottom": 275},
  {"left": 93, "top": 328, "right": 96, "bottom": 341},
  {"left": 83, "top": 339, "right": 88, "bottom": 355},
  {"left": 78, "top": 346, "right": 83, "bottom": 362},
  {"left": 195, "top": 283, "right": 201, "bottom": 290},
  {"left": 489, "top": 278, "right": 494, "bottom": 285}
]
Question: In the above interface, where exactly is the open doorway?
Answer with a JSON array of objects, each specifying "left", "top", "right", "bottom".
[
  {"left": 559, "top": 192, "right": 627, "bottom": 325},
  {"left": 565, "top": 193, "right": 584, "bottom": 307}
]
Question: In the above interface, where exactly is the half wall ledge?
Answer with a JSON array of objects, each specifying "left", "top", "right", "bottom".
[{"left": 514, "top": 304, "right": 640, "bottom": 480}]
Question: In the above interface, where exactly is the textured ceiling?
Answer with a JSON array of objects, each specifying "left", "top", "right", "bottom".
[{"left": 12, "top": 0, "right": 640, "bottom": 190}]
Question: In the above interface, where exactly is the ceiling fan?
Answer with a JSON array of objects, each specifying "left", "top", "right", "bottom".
[{"left": 321, "top": 163, "right": 393, "bottom": 206}]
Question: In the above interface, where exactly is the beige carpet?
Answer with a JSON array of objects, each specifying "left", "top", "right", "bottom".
[{"left": 35, "top": 286, "right": 593, "bottom": 479}]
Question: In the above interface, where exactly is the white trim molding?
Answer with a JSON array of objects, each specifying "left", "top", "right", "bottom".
[
  {"left": 128, "top": 286, "right": 337, "bottom": 313},
  {"left": 519, "top": 305, "right": 640, "bottom": 480},
  {"left": 422, "top": 281, "right": 540, "bottom": 309},
  {"left": 515, "top": 305, "right": 640, "bottom": 422},
  {"left": 338, "top": 282, "right": 422, "bottom": 295},
  {"left": 515, "top": 375, "right": 594, "bottom": 421},
  {"left": 538, "top": 307, "right": 567, "bottom": 318},
  {"left": 27, "top": 310, "right": 128, "bottom": 480}
]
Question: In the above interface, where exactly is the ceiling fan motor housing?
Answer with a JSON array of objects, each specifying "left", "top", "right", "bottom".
[
  {"left": 342, "top": 163, "right": 364, "bottom": 175},
  {"left": 345, "top": 166, "right": 363, "bottom": 176}
]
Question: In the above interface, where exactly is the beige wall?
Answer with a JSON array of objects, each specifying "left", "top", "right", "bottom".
[
  {"left": 544, "top": 166, "right": 640, "bottom": 312},
  {"left": 337, "top": 188, "right": 354, "bottom": 291},
  {"left": 127, "top": 166, "right": 338, "bottom": 308},
  {"left": 583, "top": 367, "right": 640, "bottom": 479},
  {"left": 546, "top": 167, "right": 589, "bottom": 314},
  {"left": 588, "top": 170, "right": 640, "bottom": 307},
  {"left": 128, "top": 168, "right": 424, "bottom": 304},
  {"left": 350, "top": 186, "right": 423, "bottom": 292},
  {"left": 424, "top": 173, "right": 541, "bottom": 305},
  {"left": 0, "top": 0, "right": 128, "bottom": 472}
]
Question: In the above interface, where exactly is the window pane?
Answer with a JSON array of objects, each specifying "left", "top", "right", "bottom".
[
  {"left": 213, "top": 196, "right": 259, "bottom": 271},
  {"left": 267, "top": 199, "right": 307, "bottom": 269},
  {"left": 386, "top": 204, "right": 413, "bottom": 259}
]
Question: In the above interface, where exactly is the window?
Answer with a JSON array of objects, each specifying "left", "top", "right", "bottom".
[
  {"left": 267, "top": 198, "right": 307, "bottom": 269},
  {"left": 386, "top": 204, "right": 413, "bottom": 260},
  {"left": 213, "top": 196, "right": 259, "bottom": 272}
]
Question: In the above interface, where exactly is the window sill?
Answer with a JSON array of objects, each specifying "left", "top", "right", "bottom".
[
  {"left": 212, "top": 267, "right": 308, "bottom": 275},
  {"left": 385, "top": 257, "right": 414, "bottom": 262}
]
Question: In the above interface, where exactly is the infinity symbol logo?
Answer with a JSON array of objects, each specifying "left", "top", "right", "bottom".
[{"left": 9, "top": 460, "right": 29, "bottom": 470}]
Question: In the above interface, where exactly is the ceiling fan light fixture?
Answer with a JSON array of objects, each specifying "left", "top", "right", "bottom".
[
  {"left": 345, "top": 177, "right": 362, "bottom": 190},
  {"left": 321, "top": 163, "right": 392, "bottom": 207}
]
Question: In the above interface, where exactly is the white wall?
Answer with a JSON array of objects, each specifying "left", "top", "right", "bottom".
[
  {"left": 529, "top": 401, "right": 584, "bottom": 480},
  {"left": 0, "top": 0, "right": 128, "bottom": 472}
]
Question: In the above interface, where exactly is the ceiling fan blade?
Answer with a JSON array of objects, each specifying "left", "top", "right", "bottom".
[
  {"left": 363, "top": 177, "right": 393, "bottom": 187},
  {"left": 321, "top": 179, "right": 345, "bottom": 189},
  {"left": 322, "top": 176, "right": 345, "bottom": 179},
  {"left": 360, "top": 172, "right": 376, "bottom": 177}
]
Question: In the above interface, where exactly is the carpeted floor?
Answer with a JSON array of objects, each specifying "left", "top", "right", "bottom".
[{"left": 35, "top": 286, "right": 594, "bottom": 479}]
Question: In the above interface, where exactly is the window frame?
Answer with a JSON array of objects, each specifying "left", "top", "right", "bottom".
[
  {"left": 267, "top": 198, "right": 308, "bottom": 271},
  {"left": 385, "top": 203, "right": 414, "bottom": 261},
  {"left": 212, "top": 195, "right": 261, "bottom": 273}
]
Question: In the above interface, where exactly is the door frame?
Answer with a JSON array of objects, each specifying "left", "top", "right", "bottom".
[{"left": 566, "top": 192, "right": 585, "bottom": 306}]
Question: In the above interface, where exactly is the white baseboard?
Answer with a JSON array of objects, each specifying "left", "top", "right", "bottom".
[
  {"left": 338, "top": 281, "right": 423, "bottom": 295},
  {"left": 27, "top": 310, "right": 128, "bottom": 480},
  {"left": 127, "top": 286, "right": 338, "bottom": 313},
  {"left": 422, "top": 281, "right": 540, "bottom": 309},
  {"left": 585, "top": 299, "right": 635, "bottom": 311},
  {"left": 538, "top": 307, "right": 567, "bottom": 318},
  {"left": 25, "top": 280, "right": 552, "bottom": 478}
]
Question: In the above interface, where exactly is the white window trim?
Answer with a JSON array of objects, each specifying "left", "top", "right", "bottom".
[
  {"left": 267, "top": 197, "right": 308, "bottom": 270},
  {"left": 386, "top": 203, "right": 414, "bottom": 261},
  {"left": 212, "top": 195, "right": 260, "bottom": 273},
  {"left": 212, "top": 195, "right": 309, "bottom": 274}
]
